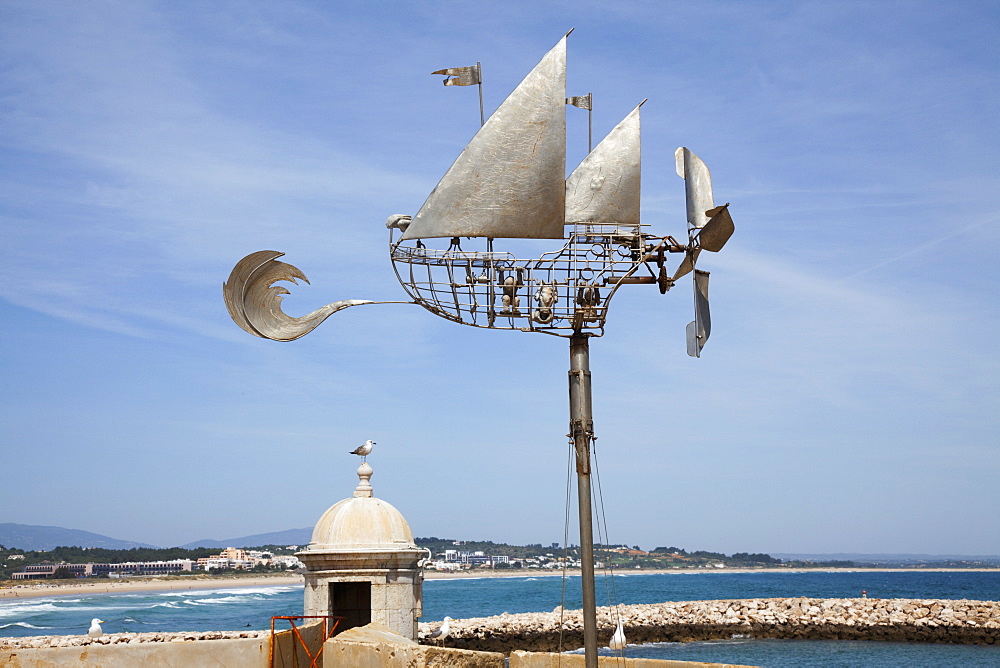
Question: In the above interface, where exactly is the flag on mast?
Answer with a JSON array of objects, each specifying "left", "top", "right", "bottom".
[
  {"left": 566, "top": 93, "right": 592, "bottom": 110},
  {"left": 433, "top": 64, "right": 481, "bottom": 86}
]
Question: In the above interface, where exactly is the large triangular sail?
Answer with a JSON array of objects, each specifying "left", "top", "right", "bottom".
[
  {"left": 401, "top": 37, "right": 567, "bottom": 240},
  {"left": 565, "top": 103, "right": 642, "bottom": 226}
]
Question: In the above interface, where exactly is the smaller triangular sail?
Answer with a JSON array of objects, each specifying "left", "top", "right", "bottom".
[
  {"left": 565, "top": 103, "right": 642, "bottom": 225},
  {"left": 686, "top": 269, "right": 711, "bottom": 357},
  {"left": 675, "top": 147, "right": 714, "bottom": 229},
  {"left": 402, "top": 37, "right": 567, "bottom": 240}
]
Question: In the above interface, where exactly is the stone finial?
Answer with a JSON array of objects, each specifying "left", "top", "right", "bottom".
[{"left": 354, "top": 461, "right": 374, "bottom": 498}]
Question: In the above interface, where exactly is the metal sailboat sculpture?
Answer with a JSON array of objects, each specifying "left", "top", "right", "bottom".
[
  {"left": 224, "top": 33, "right": 734, "bottom": 350},
  {"left": 384, "top": 33, "right": 734, "bottom": 350}
]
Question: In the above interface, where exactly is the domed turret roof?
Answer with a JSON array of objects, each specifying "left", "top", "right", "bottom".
[{"left": 307, "top": 462, "right": 416, "bottom": 551}]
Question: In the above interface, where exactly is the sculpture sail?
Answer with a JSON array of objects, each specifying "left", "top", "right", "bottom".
[
  {"left": 565, "top": 103, "right": 642, "bottom": 226},
  {"left": 401, "top": 37, "right": 567, "bottom": 240}
]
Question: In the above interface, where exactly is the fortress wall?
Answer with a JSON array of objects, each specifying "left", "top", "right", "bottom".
[
  {"left": 0, "top": 621, "right": 325, "bottom": 668},
  {"left": 419, "top": 598, "right": 1000, "bottom": 653}
]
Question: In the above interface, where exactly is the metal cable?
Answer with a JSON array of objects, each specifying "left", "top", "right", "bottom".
[
  {"left": 557, "top": 437, "right": 575, "bottom": 662},
  {"left": 592, "top": 441, "right": 626, "bottom": 664}
]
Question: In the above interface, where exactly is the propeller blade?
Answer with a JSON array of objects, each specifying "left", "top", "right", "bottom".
[
  {"left": 685, "top": 269, "right": 711, "bottom": 358},
  {"left": 698, "top": 204, "right": 735, "bottom": 252},
  {"left": 672, "top": 248, "right": 700, "bottom": 281},
  {"left": 675, "top": 147, "right": 715, "bottom": 230}
]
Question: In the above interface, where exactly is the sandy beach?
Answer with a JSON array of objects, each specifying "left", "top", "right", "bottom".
[
  {"left": 0, "top": 574, "right": 304, "bottom": 600},
  {"left": 2, "top": 567, "right": 995, "bottom": 601}
]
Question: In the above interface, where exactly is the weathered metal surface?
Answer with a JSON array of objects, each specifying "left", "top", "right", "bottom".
[
  {"left": 568, "top": 334, "right": 599, "bottom": 666},
  {"left": 686, "top": 269, "right": 711, "bottom": 358},
  {"left": 402, "top": 36, "right": 567, "bottom": 240},
  {"left": 672, "top": 248, "right": 699, "bottom": 281},
  {"left": 675, "top": 147, "right": 715, "bottom": 229},
  {"left": 672, "top": 152, "right": 735, "bottom": 315},
  {"left": 390, "top": 224, "right": 651, "bottom": 337},
  {"left": 433, "top": 64, "right": 481, "bottom": 86},
  {"left": 565, "top": 103, "right": 642, "bottom": 226},
  {"left": 224, "top": 250, "right": 283, "bottom": 337},
  {"left": 699, "top": 203, "right": 735, "bottom": 252},
  {"left": 223, "top": 251, "right": 371, "bottom": 341}
]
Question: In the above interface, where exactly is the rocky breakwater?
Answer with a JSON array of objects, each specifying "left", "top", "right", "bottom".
[
  {"left": 418, "top": 598, "right": 1000, "bottom": 653},
  {"left": 0, "top": 629, "right": 268, "bottom": 650}
]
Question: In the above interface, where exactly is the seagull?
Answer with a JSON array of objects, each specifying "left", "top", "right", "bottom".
[
  {"left": 425, "top": 616, "right": 452, "bottom": 643},
  {"left": 349, "top": 439, "right": 376, "bottom": 461},
  {"left": 609, "top": 621, "right": 626, "bottom": 651},
  {"left": 87, "top": 618, "right": 105, "bottom": 638}
]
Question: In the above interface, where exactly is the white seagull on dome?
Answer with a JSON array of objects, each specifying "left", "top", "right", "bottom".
[
  {"left": 424, "top": 616, "right": 452, "bottom": 643},
  {"left": 87, "top": 618, "right": 105, "bottom": 638},
  {"left": 349, "top": 439, "right": 376, "bottom": 461}
]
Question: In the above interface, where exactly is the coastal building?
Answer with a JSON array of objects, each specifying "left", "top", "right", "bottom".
[
  {"left": 442, "top": 549, "right": 511, "bottom": 567},
  {"left": 297, "top": 461, "right": 426, "bottom": 640},
  {"left": 193, "top": 547, "right": 301, "bottom": 571},
  {"left": 428, "top": 559, "right": 463, "bottom": 571},
  {"left": 12, "top": 560, "right": 195, "bottom": 579},
  {"left": 271, "top": 554, "right": 304, "bottom": 569}
]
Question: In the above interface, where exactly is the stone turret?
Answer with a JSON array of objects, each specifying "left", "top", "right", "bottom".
[{"left": 296, "top": 462, "right": 426, "bottom": 640}]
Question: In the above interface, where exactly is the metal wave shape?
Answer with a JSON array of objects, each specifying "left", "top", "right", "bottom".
[{"left": 223, "top": 250, "right": 372, "bottom": 341}]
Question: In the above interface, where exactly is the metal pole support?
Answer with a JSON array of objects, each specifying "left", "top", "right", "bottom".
[{"left": 569, "top": 334, "right": 598, "bottom": 668}]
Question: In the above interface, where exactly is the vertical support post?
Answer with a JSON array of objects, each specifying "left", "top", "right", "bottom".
[
  {"left": 588, "top": 104, "right": 593, "bottom": 154},
  {"left": 569, "top": 334, "right": 598, "bottom": 668},
  {"left": 477, "top": 62, "right": 485, "bottom": 127}
]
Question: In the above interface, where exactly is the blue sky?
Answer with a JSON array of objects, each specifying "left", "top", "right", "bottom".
[{"left": 2, "top": 1, "right": 997, "bottom": 554}]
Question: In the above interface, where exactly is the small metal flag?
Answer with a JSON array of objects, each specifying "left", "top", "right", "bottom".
[
  {"left": 566, "top": 93, "right": 592, "bottom": 110},
  {"left": 432, "top": 64, "right": 481, "bottom": 86}
]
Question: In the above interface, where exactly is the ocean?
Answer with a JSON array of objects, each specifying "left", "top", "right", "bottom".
[{"left": 2, "top": 570, "right": 998, "bottom": 667}]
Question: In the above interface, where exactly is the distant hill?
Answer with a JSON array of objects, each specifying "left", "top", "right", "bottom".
[
  {"left": 773, "top": 553, "right": 1000, "bottom": 563},
  {"left": 0, "top": 523, "right": 158, "bottom": 551},
  {"left": 180, "top": 527, "right": 312, "bottom": 549}
]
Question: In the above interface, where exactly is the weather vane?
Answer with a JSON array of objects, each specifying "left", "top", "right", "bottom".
[{"left": 223, "top": 31, "right": 734, "bottom": 667}]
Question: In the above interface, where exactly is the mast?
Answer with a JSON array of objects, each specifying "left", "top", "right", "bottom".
[{"left": 569, "top": 333, "right": 599, "bottom": 667}]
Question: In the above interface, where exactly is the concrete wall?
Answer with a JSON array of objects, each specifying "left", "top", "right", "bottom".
[
  {"left": 322, "top": 623, "right": 505, "bottom": 668},
  {"left": 1, "top": 622, "right": 326, "bottom": 668},
  {"left": 2, "top": 636, "right": 267, "bottom": 668}
]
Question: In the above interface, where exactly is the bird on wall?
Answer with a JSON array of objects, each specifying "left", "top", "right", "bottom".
[
  {"left": 349, "top": 439, "right": 376, "bottom": 461},
  {"left": 87, "top": 618, "right": 105, "bottom": 638},
  {"left": 424, "top": 616, "right": 452, "bottom": 644}
]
